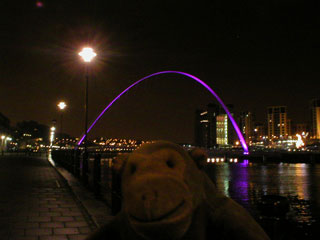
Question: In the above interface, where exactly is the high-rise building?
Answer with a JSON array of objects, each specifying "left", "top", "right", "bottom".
[
  {"left": 239, "top": 111, "right": 254, "bottom": 142},
  {"left": 267, "top": 106, "right": 288, "bottom": 139},
  {"left": 195, "top": 103, "right": 235, "bottom": 148},
  {"left": 293, "top": 123, "right": 308, "bottom": 135},
  {"left": 216, "top": 114, "right": 228, "bottom": 145},
  {"left": 310, "top": 98, "right": 320, "bottom": 139},
  {"left": 216, "top": 104, "right": 235, "bottom": 146},
  {"left": 254, "top": 122, "right": 266, "bottom": 141},
  {"left": 194, "top": 103, "right": 219, "bottom": 148},
  {"left": 194, "top": 109, "right": 205, "bottom": 147},
  {"left": 286, "top": 119, "right": 292, "bottom": 137},
  {"left": 0, "top": 112, "right": 10, "bottom": 134}
]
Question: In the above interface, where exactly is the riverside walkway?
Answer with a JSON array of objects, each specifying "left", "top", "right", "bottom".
[{"left": 0, "top": 154, "right": 103, "bottom": 240}]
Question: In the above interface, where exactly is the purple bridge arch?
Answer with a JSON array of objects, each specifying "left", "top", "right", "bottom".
[{"left": 77, "top": 71, "right": 249, "bottom": 154}]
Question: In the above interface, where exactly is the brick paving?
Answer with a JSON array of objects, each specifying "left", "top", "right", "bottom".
[{"left": 0, "top": 155, "right": 97, "bottom": 240}]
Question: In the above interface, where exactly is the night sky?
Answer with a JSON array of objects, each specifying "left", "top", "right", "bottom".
[{"left": 1, "top": 0, "right": 319, "bottom": 143}]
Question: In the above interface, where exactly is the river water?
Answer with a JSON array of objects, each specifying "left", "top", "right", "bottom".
[
  {"left": 97, "top": 157, "right": 320, "bottom": 238},
  {"left": 205, "top": 162, "right": 320, "bottom": 239}
]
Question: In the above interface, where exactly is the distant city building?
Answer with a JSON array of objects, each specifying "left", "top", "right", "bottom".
[
  {"left": 92, "top": 138, "right": 147, "bottom": 152},
  {"left": 310, "top": 98, "right": 320, "bottom": 139},
  {"left": 267, "top": 106, "right": 288, "bottom": 139},
  {"left": 216, "top": 114, "right": 229, "bottom": 145},
  {"left": 286, "top": 118, "right": 292, "bottom": 137},
  {"left": 217, "top": 109, "right": 236, "bottom": 146},
  {"left": 15, "top": 121, "right": 50, "bottom": 150},
  {"left": 0, "top": 112, "right": 13, "bottom": 152},
  {"left": 254, "top": 122, "right": 266, "bottom": 141},
  {"left": 194, "top": 109, "right": 204, "bottom": 147},
  {"left": 239, "top": 111, "right": 254, "bottom": 142},
  {"left": 0, "top": 112, "right": 10, "bottom": 134},
  {"left": 194, "top": 103, "right": 219, "bottom": 148},
  {"left": 294, "top": 123, "right": 308, "bottom": 135}
]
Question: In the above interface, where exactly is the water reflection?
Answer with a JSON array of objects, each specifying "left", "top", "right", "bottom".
[
  {"left": 294, "top": 164, "right": 310, "bottom": 200},
  {"left": 205, "top": 162, "right": 320, "bottom": 220}
]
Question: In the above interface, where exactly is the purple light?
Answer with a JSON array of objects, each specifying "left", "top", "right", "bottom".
[
  {"left": 77, "top": 71, "right": 249, "bottom": 154},
  {"left": 36, "top": 1, "right": 44, "bottom": 8},
  {"left": 241, "top": 159, "right": 249, "bottom": 166},
  {"left": 78, "top": 135, "right": 85, "bottom": 145}
]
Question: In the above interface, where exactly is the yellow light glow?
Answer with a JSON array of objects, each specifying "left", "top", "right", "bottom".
[
  {"left": 79, "top": 47, "right": 97, "bottom": 62},
  {"left": 58, "top": 101, "right": 67, "bottom": 110},
  {"left": 1, "top": 135, "right": 5, "bottom": 140},
  {"left": 295, "top": 134, "right": 305, "bottom": 148}
]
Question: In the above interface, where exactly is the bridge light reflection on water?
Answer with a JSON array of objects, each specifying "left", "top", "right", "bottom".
[{"left": 204, "top": 162, "right": 319, "bottom": 228}]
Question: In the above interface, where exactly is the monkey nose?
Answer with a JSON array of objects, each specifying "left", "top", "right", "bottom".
[
  {"left": 141, "top": 191, "right": 158, "bottom": 220},
  {"left": 141, "top": 190, "right": 158, "bottom": 202}
]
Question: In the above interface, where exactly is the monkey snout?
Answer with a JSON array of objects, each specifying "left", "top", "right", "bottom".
[
  {"left": 126, "top": 176, "right": 192, "bottom": 222},
  {"left": 141, "top": 190, "right": 158, "bottom": 202}
]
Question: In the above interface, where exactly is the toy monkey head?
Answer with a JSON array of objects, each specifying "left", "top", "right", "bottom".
[{"left": 114, "top": 141, "right": 207, "bottom": 240}]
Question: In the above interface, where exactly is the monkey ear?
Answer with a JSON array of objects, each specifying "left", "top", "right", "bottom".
[
  {"left": 113, "top": 153, "right": 129, "bottom": 174},
  {"left": 188, "top": 148, "right": 208, "bottom": 169}
]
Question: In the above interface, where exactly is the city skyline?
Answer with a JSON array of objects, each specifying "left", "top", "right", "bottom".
[
  {"left": 1, "top": 0, "right": 319, "bottom": 143},
  {"left": 1, "top": 99, "right": 318, "bottom": 144}
]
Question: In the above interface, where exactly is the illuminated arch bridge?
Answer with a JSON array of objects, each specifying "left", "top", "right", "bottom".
[{"left": 77, "top": 71, "right": 249, "bottom": 154}]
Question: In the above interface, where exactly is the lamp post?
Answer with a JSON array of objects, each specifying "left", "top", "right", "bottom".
[
  {"left": 79, "top": 47, "right": 96, "bottom": 184},
  {"left": 50, "top": 127, "right": 56, "bottom": 148},
  {"left": 79, "top": 47, "right": 96, "bottom": 153},
  {"left": 57, "top": 101, "right": 67, "bottom": 148},
  {"left": 1, "top": 135, "right": 5, "bottom": 155}
]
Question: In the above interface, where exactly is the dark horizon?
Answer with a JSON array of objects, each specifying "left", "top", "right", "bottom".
[{"left": 1, "top": 0, "right": 319, "bottom": 143}]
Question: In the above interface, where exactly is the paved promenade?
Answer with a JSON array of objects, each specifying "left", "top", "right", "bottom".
[{"left": 0, "top": 154, "right": 98, "bottom": 240}]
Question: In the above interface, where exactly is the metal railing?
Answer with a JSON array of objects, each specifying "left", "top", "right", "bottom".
[{"left": 51, "top": 149, "right": 122, "bottom": 215}]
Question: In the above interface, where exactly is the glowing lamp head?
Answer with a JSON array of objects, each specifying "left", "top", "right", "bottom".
[
  {"left": 57, "top": 101, "right": 67, "bottom": 110},
  {"left": 79, "top": 47, "right": 97, "bottom": 62},
  {"left": 1, "top": 135, "right": 5, "bottom": 140},
  {"left": 51, "top": 127, "right": 56, "bottom": 131}
]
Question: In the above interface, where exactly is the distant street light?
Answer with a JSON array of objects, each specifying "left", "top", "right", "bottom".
[
  {"left": 58, "top": 101, "right": 67, "bottom": 110},
  {"left": 50, "top": 127, "right": 56, "bottom": 148},
  {"left": 57, "top": 101, "right": 67, "bottom": 148},
  {"left": 79, "top": 47, "right": 97, "bottom": 153},
  {"left": 1, "top": 135, "right": 5, "bottom": 155}
]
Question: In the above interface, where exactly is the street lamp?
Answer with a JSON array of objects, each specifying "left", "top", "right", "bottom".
[
  {"left": 79, "top": 47, "right": 96, "bottom": 185},
  {"left": 79, "top": 47, "right": 97, "bottom": 153},
  {"left": 1, "top": 135, "right": 5, "bottom": 155},
  {"left": 79, "top": 47, "right": 97, "bottom": 63},
  {"left": 57, "top": 101, "right": 67, "bottom": 110},
  {"left": 57, "top": 101, "right": 67, "bottom": 148},
  {"left": 50, "top": 127, "right": 56, "bottom": 148}
]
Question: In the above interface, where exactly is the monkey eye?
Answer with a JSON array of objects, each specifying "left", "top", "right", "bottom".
[
  {"left": 130, "top": 164, "right": 137, "bottom": 174},
  {"left": 166, "top": 159, "right": 175, "bottom": 168}
]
